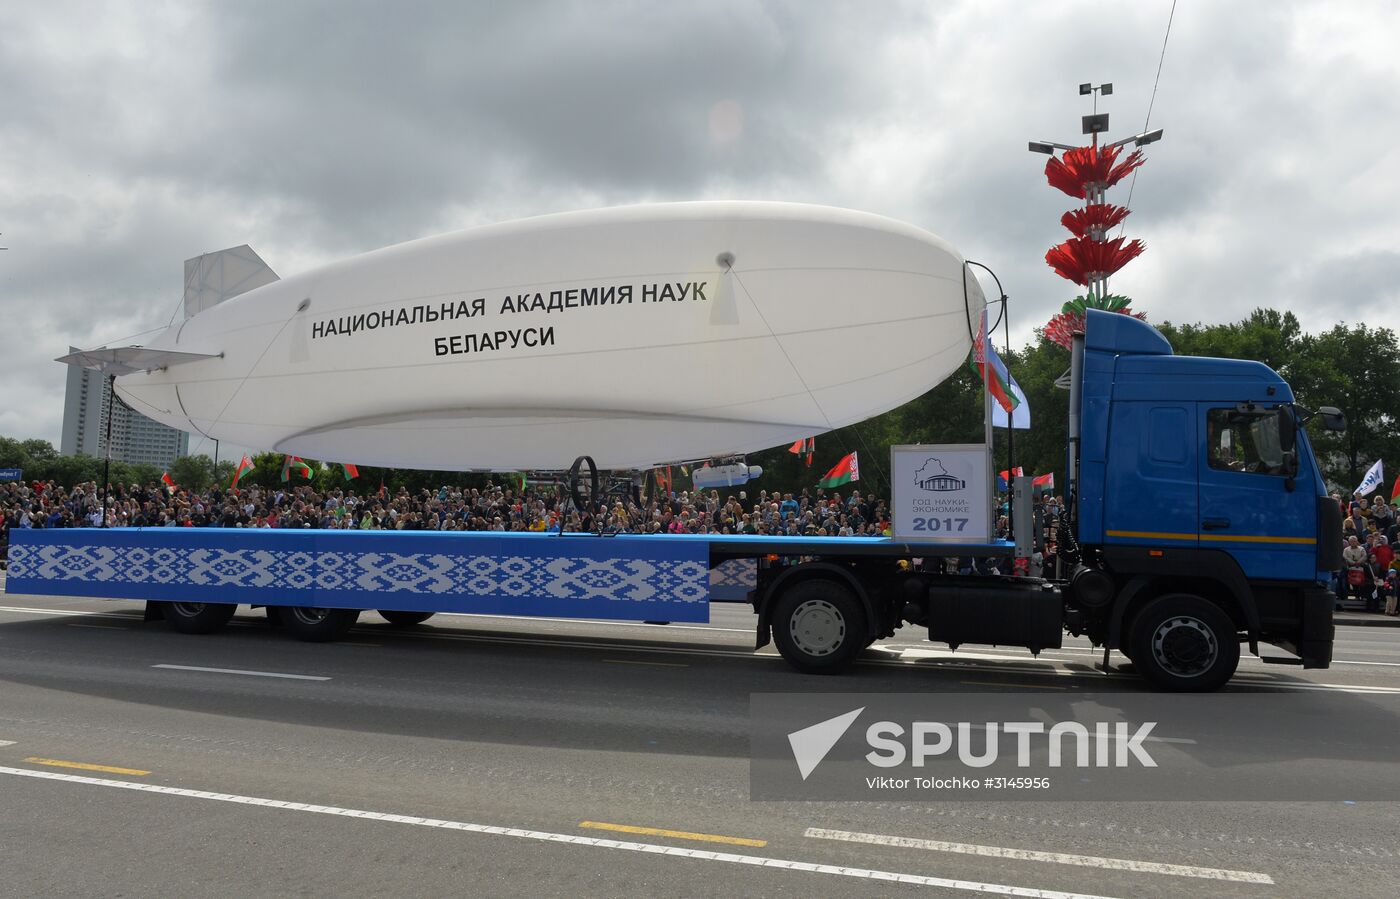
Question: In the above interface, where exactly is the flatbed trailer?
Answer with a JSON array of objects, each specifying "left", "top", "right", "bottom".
[{"left": 7, "top": 526, "right": 1026, "bottom": 677}]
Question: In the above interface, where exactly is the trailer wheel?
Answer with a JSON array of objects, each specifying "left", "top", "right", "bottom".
[
  {"left": 1128, "top": 594, "right": 1240, "bottom": 692},
  {"left": 771, "top": 580, "right": 867, "bottom": 674},
  {"left": 163, "top": 601, "right": 237, "bottom": 635},
  {"left": 377, "top": 610, "right": 435, "bottom": 626},
  {"left": 282, "top": 607, "right": 360, "bottom": 642}
]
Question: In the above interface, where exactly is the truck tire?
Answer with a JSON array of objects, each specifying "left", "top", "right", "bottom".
[
  {"left": 282, "top": 606, "right": 360, "bottom": 642},
  {"left": 1128, "top": 593, "right": 1240, "bottom": 692},
  {"left": 163, "top": 601, "right": 237, "bottom": 635},
  {"left": 771, "top": 579, "right": 868, "bottom": 674},
  {"left": 377, "top": 610, "right": 435, "bottom": 626}
]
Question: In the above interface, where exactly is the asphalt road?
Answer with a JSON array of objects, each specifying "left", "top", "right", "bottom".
[{"left": 2, "top": 578, "right": 1398, "bottom": 898}]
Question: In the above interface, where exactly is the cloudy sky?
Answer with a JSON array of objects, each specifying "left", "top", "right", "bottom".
[{"left": 2, "top": 0, "right": 1397, "bottom": 450}]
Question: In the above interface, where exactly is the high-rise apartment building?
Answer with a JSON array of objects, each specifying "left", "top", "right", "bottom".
[{"left": 59, "top": 351, "right": 189, "bottom": 468}]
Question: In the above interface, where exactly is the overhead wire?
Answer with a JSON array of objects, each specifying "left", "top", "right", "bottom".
[{"left": 1117, "top": 0, "right": 1178, "bottom": 232}]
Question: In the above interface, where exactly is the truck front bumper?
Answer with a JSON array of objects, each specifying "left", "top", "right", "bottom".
[{"left": 1298, "top": 584, "right": 1335, "bottom": 669}]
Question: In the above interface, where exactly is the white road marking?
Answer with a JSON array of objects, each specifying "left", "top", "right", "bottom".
[
  {"left": 804, "top": 828, "right": 1273, "bottom": 885},
  {"left": 0, "top": 740, "right": 15, "bottom": 747},
  {"left": 152, "top": 664, "right": 330, "bottom": 681},
  {"left": 0, "top": 766, "right": 1125, "bottom": 899}
]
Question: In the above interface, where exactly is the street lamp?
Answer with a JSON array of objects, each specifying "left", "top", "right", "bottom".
[
  {"left": 1028, "top": 140, "right": 1077, "bottom": 155},
  {"left": 1108, "top": 128, "right": 1164, "bottom": 149}
]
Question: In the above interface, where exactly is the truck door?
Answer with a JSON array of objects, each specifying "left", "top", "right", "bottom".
[
  {"left": 1197, "top": 404, "right": 1315, "bottom": 581},
  {"left": 1103, "top": 403, "right": 1198, "bottom": 547}
]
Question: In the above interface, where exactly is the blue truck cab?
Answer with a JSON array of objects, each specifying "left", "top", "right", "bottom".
[{"left": 1064, "top": 309, "right": 1341, "bottom": 689}]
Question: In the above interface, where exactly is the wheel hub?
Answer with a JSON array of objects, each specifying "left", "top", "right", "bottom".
[
  {"left": 290, "top": 607, "right": 331, "bottom": 625},
  {"left": 1151, "top": 615, "right": 1217, "bottom": 677},
  {"left": 790, "top": 599, "right": 846, "bottom": 657},
  {"left": 170, "top": 602, "right": 206, "bottom": 617}
]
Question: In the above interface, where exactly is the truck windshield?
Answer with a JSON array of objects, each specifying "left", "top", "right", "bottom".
[{"left": 1206, "top": 408, "right": 1287, "bottom": 476}]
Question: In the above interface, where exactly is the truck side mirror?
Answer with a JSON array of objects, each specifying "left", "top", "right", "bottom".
[
  {"left": 1318, "top": 406, "right": 1346, "bottom": 432},
  {"left": 1278, "top": 407, "right": 1296, "bottom": 453}
]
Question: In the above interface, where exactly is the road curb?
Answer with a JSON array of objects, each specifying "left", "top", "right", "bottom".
[{"left": 1335, "top": 617, "right": 1400, "bottom": 628}]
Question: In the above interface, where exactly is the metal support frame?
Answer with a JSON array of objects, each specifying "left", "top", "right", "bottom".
[{"left": 101, "top": 374, "right": 115, "bottom": 528}]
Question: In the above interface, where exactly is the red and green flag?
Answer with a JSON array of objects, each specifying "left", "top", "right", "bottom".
[
  {"left": 788, "top": 437, "right": 816, "bottom": 467},
  {"left": 818, "top": 451, "right": 859, "bottom": 488},
  {"left": 1033, "top": 472, "right": 1055, "bottom": 494},
  {"left": 281, "top": 455, "right": 312, "bottom": 482},
  {"left": 342, "top": 463, "right": 360, "bottom": 481},
  {"left": 970, "top": 309, "right": 1020, "bottom": 414},
  {"left": 161, "top": 471, "right": 177, "bottom": 492},
  {"left": 230, "top": 455, "right": 255, "bottom": 489}
]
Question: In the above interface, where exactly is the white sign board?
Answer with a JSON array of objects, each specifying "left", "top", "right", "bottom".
[{"left": 891, "top": 444, "right": 991, "bottom": 542}]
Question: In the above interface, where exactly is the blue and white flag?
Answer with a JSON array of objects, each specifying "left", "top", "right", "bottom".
[{"left": 1355, "top": 459, "right": 1384, "bottom": 497}]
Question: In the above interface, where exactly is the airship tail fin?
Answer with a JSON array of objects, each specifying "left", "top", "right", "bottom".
[{"left": 183, "top": 245, "right": 280, "bottom": 318}]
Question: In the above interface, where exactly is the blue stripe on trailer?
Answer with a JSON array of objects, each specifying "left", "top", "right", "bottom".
[{"left": 6, "top": 528, "right": 711, "bottom": 623}]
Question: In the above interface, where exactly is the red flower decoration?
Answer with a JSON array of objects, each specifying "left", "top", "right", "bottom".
[
  {"left": 1043, "top": 306, "right": 1148, "bottom": 349},
  {"left": 1044, "top": 145, "right": 1145, "bottom": 198},
  {"left": 1060, "top": 203, "right": 1130, "bottom": 238},
  {"left": 1044, "top": 236, "right": 1145, "bottom": 285}
]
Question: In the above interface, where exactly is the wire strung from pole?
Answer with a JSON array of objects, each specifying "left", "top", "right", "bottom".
[{"left": 1118, "top": 0, "right": 1177, "bottom": 234}]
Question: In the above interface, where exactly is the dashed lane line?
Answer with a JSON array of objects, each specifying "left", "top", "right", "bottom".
[
  {"left": 580, "top": 820, "right": 766, "bottom": 847},
  {"left": 23, "top": 757, "right": 150, "bottom": 777},
  {"left": 152, "top": 664, "right": 331, "bottom": 682},
  {"left": 0, "top": 765, "right": 1126, "bottom": 899},
  {"left": 804, "top": 828, "right": 1274, "bottom": 885},
  {"left": 602, "top": 658, "right": 690, "bottom": 668}
]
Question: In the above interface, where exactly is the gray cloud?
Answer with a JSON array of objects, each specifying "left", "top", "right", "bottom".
[{"left": 2, "top": 0, "right": 1397, "bottom": 448}]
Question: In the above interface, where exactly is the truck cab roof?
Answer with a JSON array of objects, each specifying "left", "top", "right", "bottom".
[{"left": 1085, "top": 309, "right": 1294, "bottom": 404}]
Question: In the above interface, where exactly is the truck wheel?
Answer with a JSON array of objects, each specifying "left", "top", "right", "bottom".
[
  {"left": 163, "top": 601, "right": 237, "bottom": 635},
  {"left": 282, "top": 607, "right": 360, "bottom": 642},
  {"left": 377, "top": 610, "right": 435, "bottom": 626},
  {"left": 771, "top": 580, "right": 868, "bottom": 674},
  {"left": 1128, "top": 594, "right": 1240, "bottom": 692}
]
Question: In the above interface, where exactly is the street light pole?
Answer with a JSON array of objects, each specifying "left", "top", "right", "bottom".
[{"left": 1028, "top": 82, "right": 1165, "bottom": 305}]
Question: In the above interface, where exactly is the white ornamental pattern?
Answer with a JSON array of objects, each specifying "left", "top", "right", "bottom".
[
  {"left": 710, "top": 559, "right": 758, "bottom": 588},
  {"left": 8, "top": 542, "right": 708, "bottom": 606},
  {"left": 315, "top": 552, "right": 708, "bottom": 604}
]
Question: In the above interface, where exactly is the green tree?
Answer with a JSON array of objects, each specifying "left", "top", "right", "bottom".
[{"left": 168, "top": 454, "right": 216, "bottom": 492}]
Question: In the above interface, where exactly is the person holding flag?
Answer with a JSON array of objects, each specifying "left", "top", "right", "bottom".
[
  {"left": 819, "top": 452, "right": 859, "bottom": 488},
  {"left": 1355, "top": 459, "right": 1384, "bottom": 501},
  {"left": 230, "top": 455, "right": 255, "bottom": 489},
  {"left": 281, "top": 455, "right": 313, "bottom": 483}
]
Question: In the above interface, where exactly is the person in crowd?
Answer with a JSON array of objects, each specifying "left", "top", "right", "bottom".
[{"left": 1341, "top": 534, "right": 1370, "bottom": 608}]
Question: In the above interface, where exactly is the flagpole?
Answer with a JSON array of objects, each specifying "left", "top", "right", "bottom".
[
  {"left": 982, "top": 318, "right": 994, "bottom": 531},
  {"left": 101, "top": 374, "right": 114, "bottom": 529}
]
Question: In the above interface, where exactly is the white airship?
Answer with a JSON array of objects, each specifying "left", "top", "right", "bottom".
[{"left": 62, "top": 202, "right": 985, "bottom": 471}]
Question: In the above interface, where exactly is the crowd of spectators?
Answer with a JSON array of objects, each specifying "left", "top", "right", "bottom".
[
  {"left": 1, "top": 476, "right": 1074, "bottom": 582},
  {"left": 1336, "top": 492, "right": 1400, "bottom": 615},
  {"left": 1, "top": 477, "right": 925, "bottom": 562}
]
